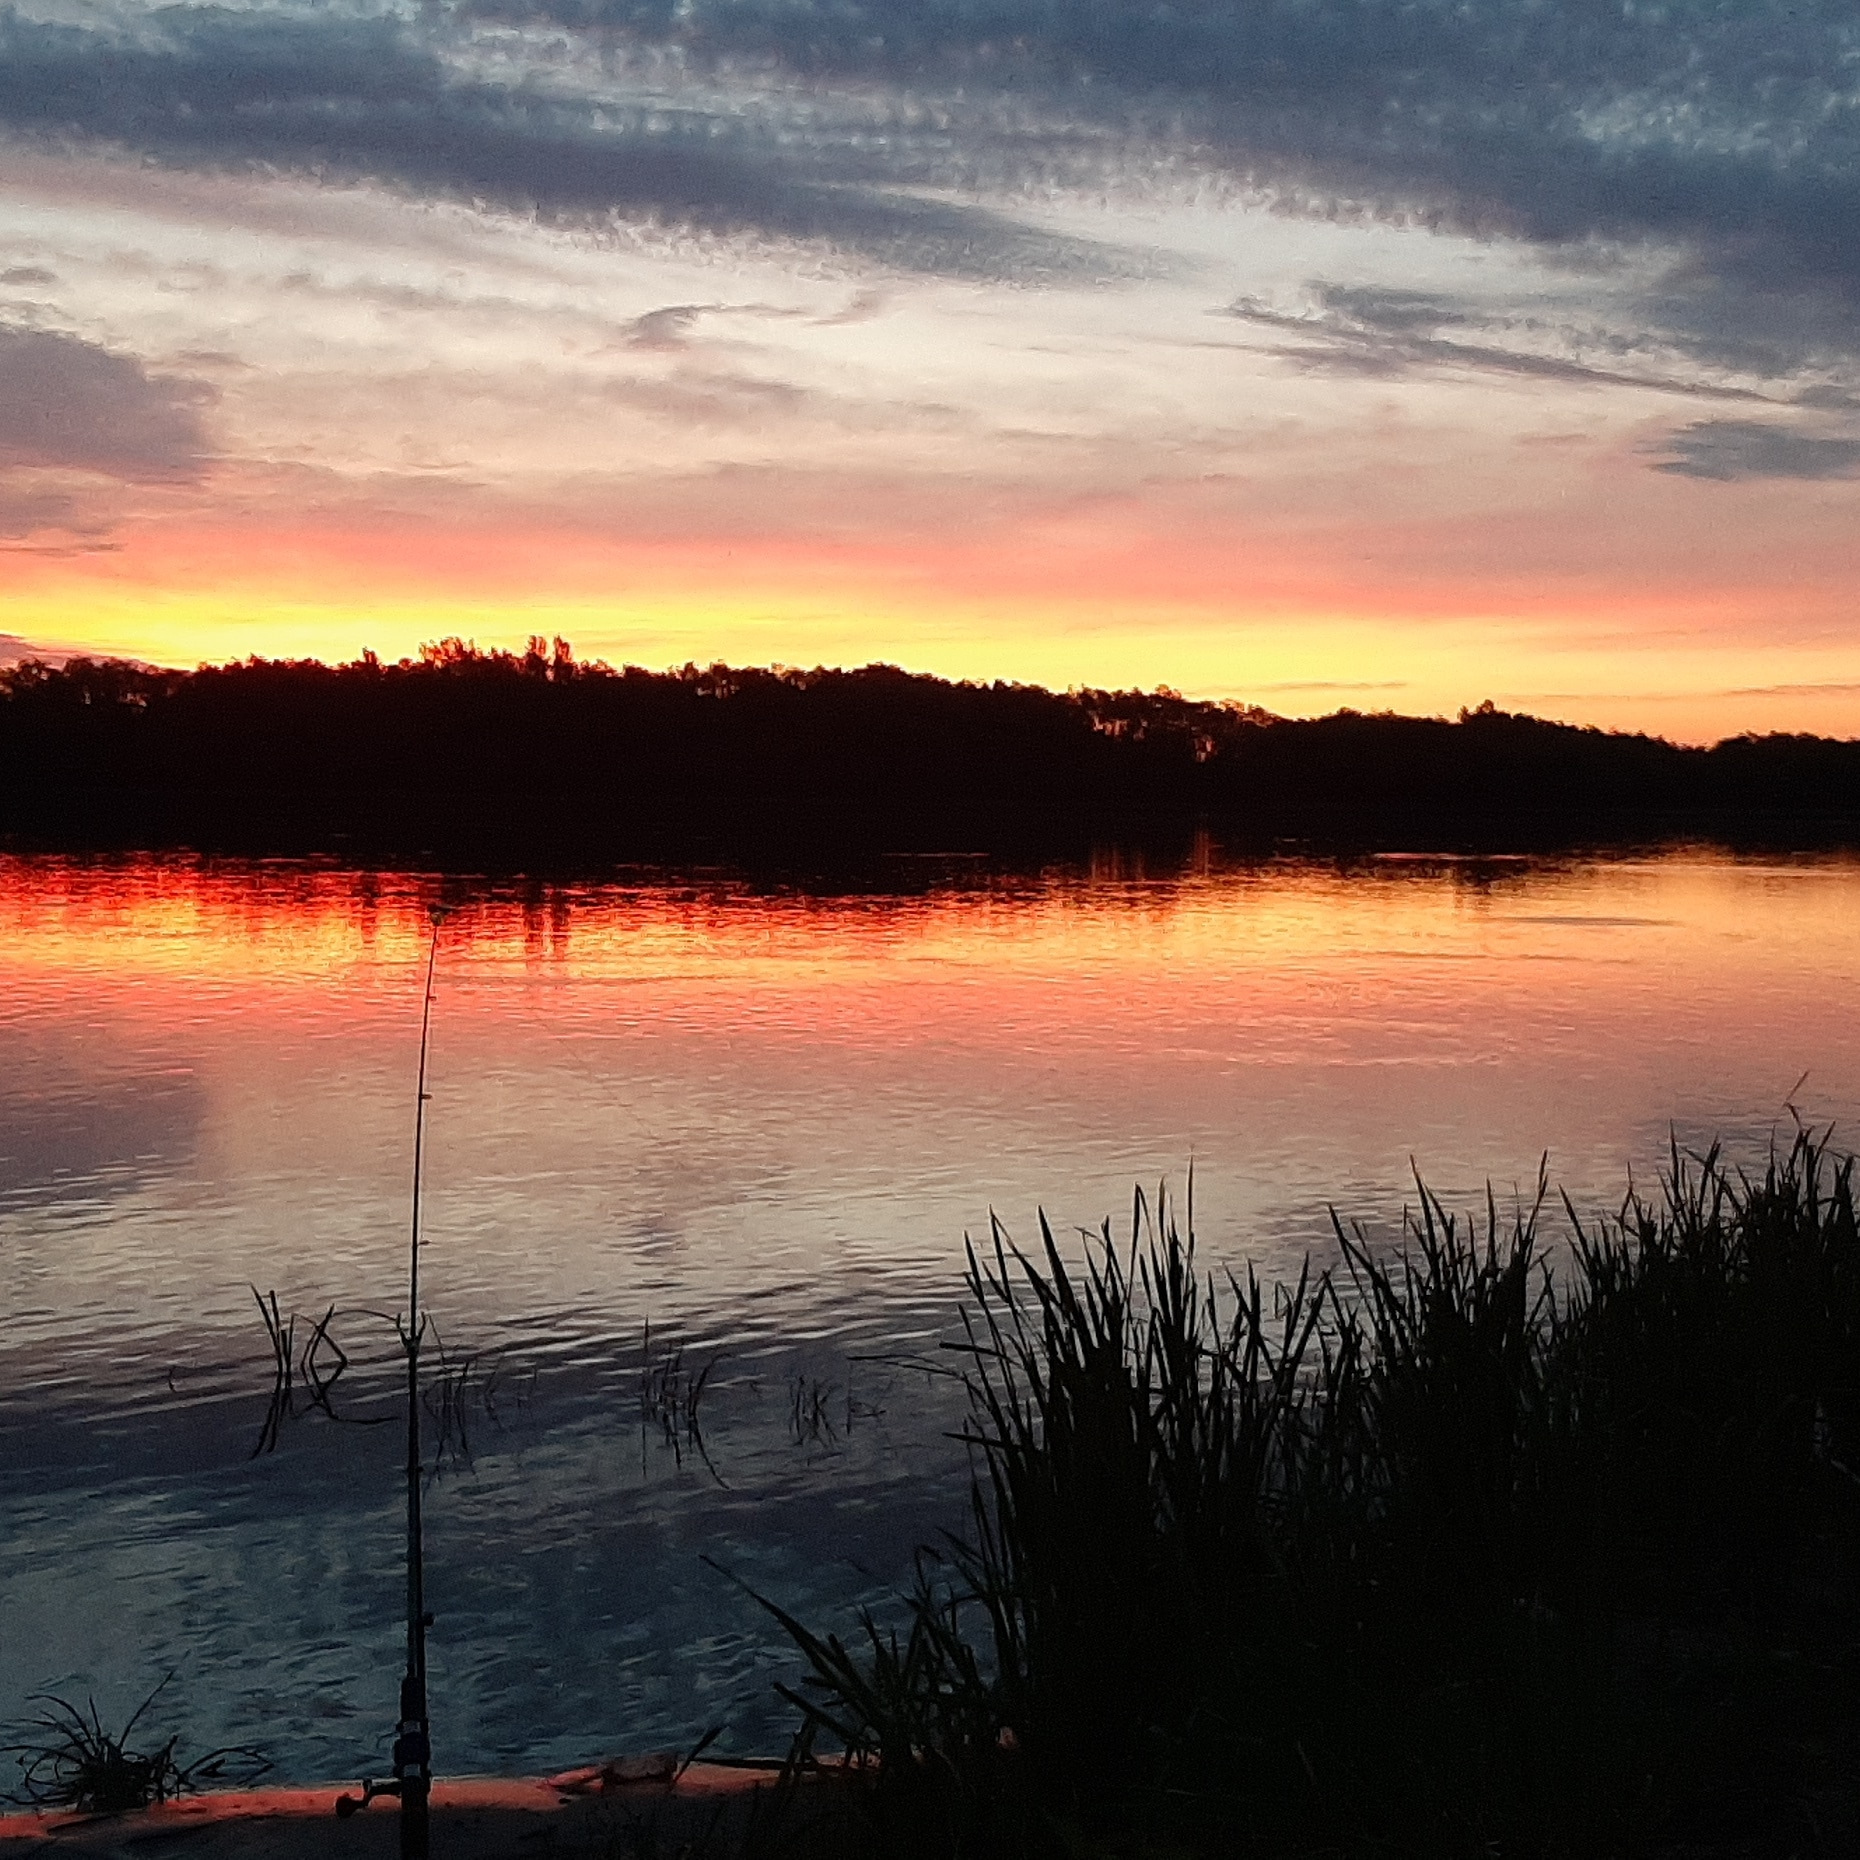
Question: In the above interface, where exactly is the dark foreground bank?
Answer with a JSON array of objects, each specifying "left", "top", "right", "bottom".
[
  {"left": 6, "top": 648, "right": 1860, "bottom": 861},
  {"left": 0, "top": 1763, "right": 870, "bottom": 1859},
  {"left": 754, "top": 1132, "right": 1860, "bottom": 1858}
]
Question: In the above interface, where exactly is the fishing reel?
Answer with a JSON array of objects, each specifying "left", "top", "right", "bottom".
[
  {"left": 335, "top": 1775, "right": 401, "bottom": 1818},
  {"left": 335, "top": 1663, "right": 433, "bottom": 1823}
]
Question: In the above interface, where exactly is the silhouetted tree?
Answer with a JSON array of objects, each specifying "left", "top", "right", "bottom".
[{"left": 4, "top": 646, "right": 1856, "bottom": 860}]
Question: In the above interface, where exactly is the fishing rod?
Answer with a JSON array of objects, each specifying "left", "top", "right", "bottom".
[{"left": 339, "top": 918, "right": 441, "bottom": 1857}]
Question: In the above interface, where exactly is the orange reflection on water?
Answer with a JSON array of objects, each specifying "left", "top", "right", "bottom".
[
  {"left": 7, "top": 850, "right": 1859, "bottom": 1066},
  {"left": 5, "top": 845, "right": 1860, "bottom": 1363}
]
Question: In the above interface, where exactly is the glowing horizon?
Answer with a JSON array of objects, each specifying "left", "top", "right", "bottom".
[
  {"left": 10, "top": 510, "right": 1857, "bottom": 745},
  {"left": 2, "top": 4, "right": 1857, "bottom": 750}
]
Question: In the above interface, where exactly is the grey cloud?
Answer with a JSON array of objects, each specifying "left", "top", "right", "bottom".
[
  {"left": 619, "top": 297, "right": 860, "bottom": 348},
  {"left": 813, "top": 289, "right": 889, "bottom": 327},
  {"left": 0, "top": 6, "right": 1151, "bottom": 284},
  {"left": 1651, "top": 420, "right": 1860, "bottom": 482},
  {"left": 622, "top": 304, "right": 717, "bottom": 350},
  {"left": 482, "top": 3, "right": 1860, "bottom": 253},
  {"left": 0, "top": 324, "right": 214, "bottom": 480},
  {"left": 1797, "top": 386, "right": 1860, "bottom": 413},
  {"left": 9, "top": 1, "right": 1860, "bottom": 352},
  {"left": 1313, "top": 288, "right": 1475, "bottom": 337},
  {"left": 0, "top": 484, "right": 90, "bottom": 538},
  {"left": 1227, "top": 290, "right": 1771, "bottom": 402},
  {"left": 471, "top": 0, "right": 1860, "bottom": 380},
  {"left": 0, "top": 265, "right": 55, "bottom": 286}
]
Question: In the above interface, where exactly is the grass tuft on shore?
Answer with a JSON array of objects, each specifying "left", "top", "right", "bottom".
[{"left": 1, "top": 1675, "right": 269, "bottom": 1815}]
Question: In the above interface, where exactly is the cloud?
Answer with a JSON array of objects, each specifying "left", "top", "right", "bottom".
[
  {"left": 1650, "top": 420, "right": 1860, "bottom": 482},
  {"left": 0, "top": 6, "right": 1150, "bottom": 285},
  {"left": 616, "top": 295, "right": 878, "bottom": 350},
  {"left": 0, "top": 324, "right": 213, "bottom": 480},
  {"left": 471, "top": 0, "right": 1860, "bottom": 380},
  {"left": 813, "top": 289, "right": 889, "bottom": 327},
  {"left": 0, "top": 630, "right": 57, "bottom": 664},
  {"left": 6, "top": 1, "right": 1857, "bottom": 372},
  {"left": 1254, "top": 679, "right": 1410, "bottom": 693},
  {"left": 622, "top": 304, "right": 717, "bottom": 351},
  {"left": 601, "top": 367, "right": 813, "bottom": 427},
  {"left": 0, "top": 265, "right": 55, "bottom": 286},
  {"left": 1227, "top": 287, "right": 1774, "bottom": 401},
  {"left": 0, "top": 483, "right": 90, "bottom": 539},
  {"left": 1719, "top": 680, "right": 1860, "bottom": 697},
  {"left": 485, "top": 5, "right": 1860, "bottom": 251}
]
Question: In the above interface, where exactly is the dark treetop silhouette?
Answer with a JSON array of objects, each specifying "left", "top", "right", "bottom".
[{"left": 5, "top": 640, "right": 1858, "bottom": 860}]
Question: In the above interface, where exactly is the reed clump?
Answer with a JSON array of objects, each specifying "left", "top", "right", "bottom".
[
  {"left": 763, "top": 1132, "right": 1860, "bottom": 1858},
  {"left": 1, "top": 1676, "right": 269, "bottom": 1814}
]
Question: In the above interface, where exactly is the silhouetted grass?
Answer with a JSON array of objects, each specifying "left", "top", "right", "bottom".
[
  {"left": 752, "top": 1133, "right": 1860, "bottom": 1858},
  {"left": 1, "top": 1675, "right": 269, "bottom": 1813}
]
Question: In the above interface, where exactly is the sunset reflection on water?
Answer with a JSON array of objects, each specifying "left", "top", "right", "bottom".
[
  {"left": 2, "top": 847, "right": 1858, "bottom": 1779},
  {"left": 6, "top": 848, "right": 1856, "bottom": 1309}
]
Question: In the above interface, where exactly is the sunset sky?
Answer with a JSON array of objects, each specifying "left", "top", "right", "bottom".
[{"left": 1, "top": 0, "right": 1857, "bottom": 742}]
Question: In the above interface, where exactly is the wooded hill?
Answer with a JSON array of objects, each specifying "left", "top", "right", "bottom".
[{"left": 5, "top": 641, "right": 1857, "bottom": 859}]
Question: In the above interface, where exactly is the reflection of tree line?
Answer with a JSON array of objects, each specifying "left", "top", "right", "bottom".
[{"left": 6, "top": 645, "right": 1856, "bottom": 852}]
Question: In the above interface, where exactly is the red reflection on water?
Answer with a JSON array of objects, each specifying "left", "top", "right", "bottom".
[
  {"left": 7, "top": 851, "right": 1859, "bottom": 1072},
  {"left": 5, "top": 847, "right": 1860, "bottom": 1369}
]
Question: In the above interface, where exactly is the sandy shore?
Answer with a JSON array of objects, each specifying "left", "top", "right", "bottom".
[{"left": 0, "top": 1757, "right": 853, "bottom": 1858}]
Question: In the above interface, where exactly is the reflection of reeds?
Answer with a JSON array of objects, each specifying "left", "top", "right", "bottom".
[
  {"left": 639, "top": 1321, "right": 723, "bottom": 1483},
  {"left": 749, "top": 1131, "right": 1860, "bottom": 1858},
  {"left": 481, "top": 1353, "right": 538, "bottom": 1426},
  {"left": 249, "top": 1290, "right": 365, "bottom": 1456},
  {"left": 787, "top": 1361, "right": 890, "bottom": 1451},
  {"left": 788, "top": 1374, "right": 840, "bottom": 1448},
  {"left": 420, "top": 1324, "right": 535, "bottom": 1470},
  {"left": 251, "top": 1293, "right": 527, "bottom": 1465},
  {"left": 250, "top": 1288, "right": 295, "bottom": 1456},
  {"left": 422, "top": 1325, "right": 480, "bottom": 1468}
]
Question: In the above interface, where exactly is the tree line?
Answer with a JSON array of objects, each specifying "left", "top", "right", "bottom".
[{"left": 5, "top": 639, "right": 1857, "bottom": 859}]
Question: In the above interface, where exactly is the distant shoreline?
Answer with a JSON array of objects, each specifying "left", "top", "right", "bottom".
[{"left": 8, "top": 650, "right": 1860, "bottom": 867}]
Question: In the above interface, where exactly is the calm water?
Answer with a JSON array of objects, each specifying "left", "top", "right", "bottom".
[{"left": 4, "top": 846, "right": 1859, "bottom": 1784}]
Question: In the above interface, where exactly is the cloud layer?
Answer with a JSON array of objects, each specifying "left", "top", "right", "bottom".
[
  {"left": 5, "top": 2, "right": 1857, "bottom": 319},
  {"left": 1227, "top": 286, "right": 1776, "bottom": 401},
  {"left": 0, "top": 5, "right": 1148, "bottom": 282}
]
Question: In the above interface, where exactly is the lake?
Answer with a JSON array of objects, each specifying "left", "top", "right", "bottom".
[{"left": 3, "top": 845, "right": 1858, "bottom": 1786}]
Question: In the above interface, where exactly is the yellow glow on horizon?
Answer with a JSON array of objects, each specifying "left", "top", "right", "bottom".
[{"left": 6, "top": 518, "right": 1858, "bottom": 745}]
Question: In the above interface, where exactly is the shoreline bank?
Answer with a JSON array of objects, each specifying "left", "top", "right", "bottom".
[{"left": 0, "top": 1759, "right": 827, "bottom": 1857}]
